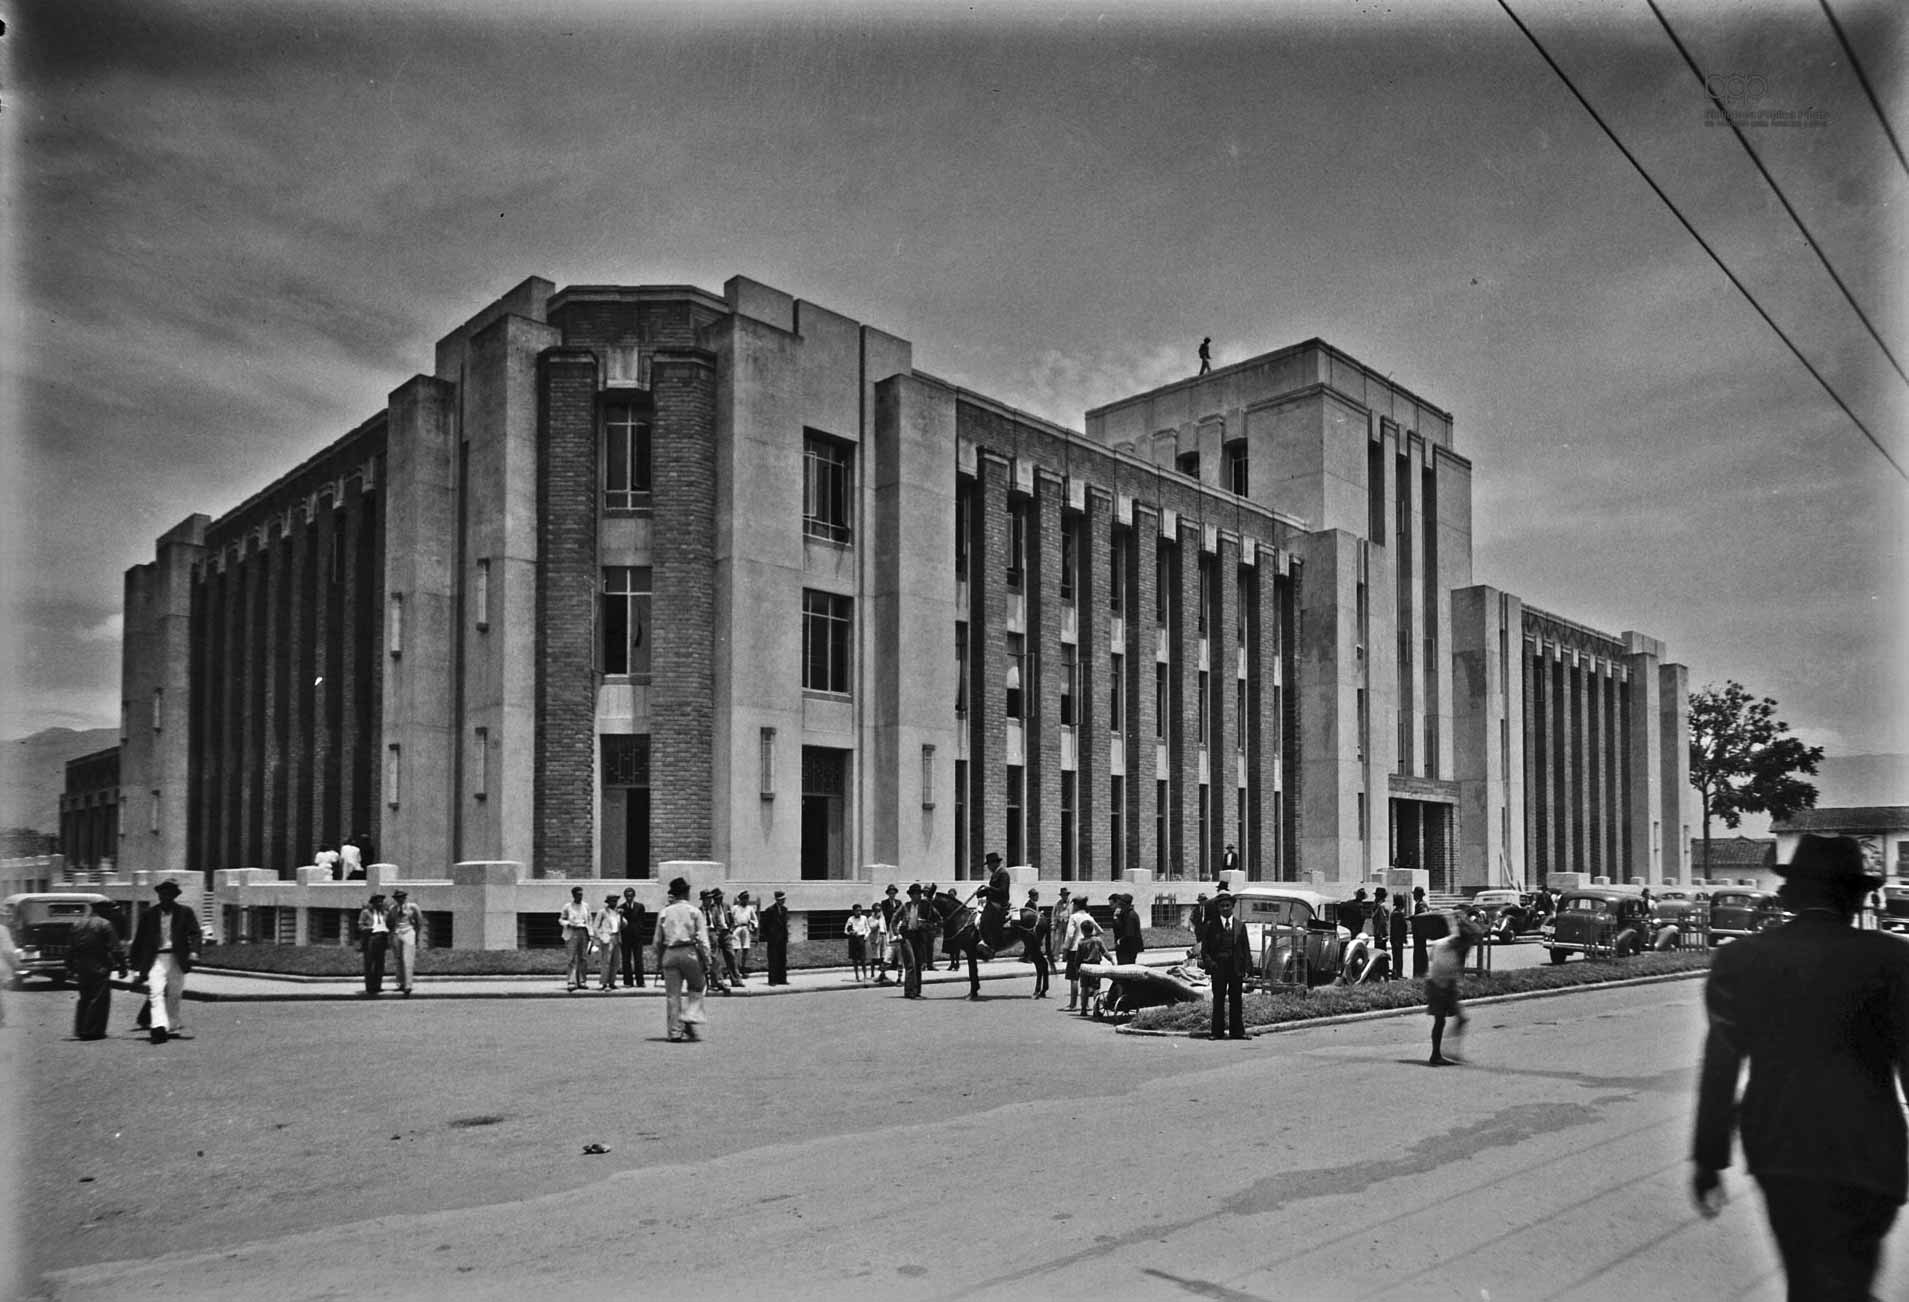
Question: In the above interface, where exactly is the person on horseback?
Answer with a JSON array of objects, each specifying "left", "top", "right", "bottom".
[
  {"left": 984, "top": 851, "right": 1012, "bottom": 908},
  {"left": 932, "top": 887, "right": 987, "bottom": 1000}
]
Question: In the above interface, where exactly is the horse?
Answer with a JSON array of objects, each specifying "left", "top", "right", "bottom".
[{"left": 928, "top": 891, "right": 1042, "bottom": 997}]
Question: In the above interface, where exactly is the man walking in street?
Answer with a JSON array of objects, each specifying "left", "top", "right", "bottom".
[
  {"left": 1692, "top": 833, "right": 1909, "bottom": 1299},
  {"left": 358, "top": 891, "right": 389, "bottom": 996},
  {"left": 760, "top": 890, "right": 791, "bottom": 985},
  {"left": 652, "top": 876, "right": 709, "bottom": 1042},
  {"left": 129, "top": 879, "right": 202, "bottom": 1044},
  {"left": 386, "top": 888, "right": 423, "bottom": 996},
  {"left": 899, "top": 883, "right": 929, "bottom": 999},
  {"left": 559, "top": 886, "right": 593, "bottom": 993},
  {"left": 65, "top": 900, "right": 126, "bottom": 1040},
  {"left": 1202, "top": 888, "right": 1249, "bottom": 1040}
]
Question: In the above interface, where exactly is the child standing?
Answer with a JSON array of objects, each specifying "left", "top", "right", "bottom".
[
  {"left": 845, "top": 903, "right": 871, "bottom": 983},
  {"left": 1425, "top": 915, "right": 1478, "bottom": 1066}
]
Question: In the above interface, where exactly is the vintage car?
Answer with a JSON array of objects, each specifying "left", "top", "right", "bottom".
[
  {"left": 1, "top": 892, "right": 115, "bottom": 985},
  {"left": 1472, "top": 888, "right": 1539, "bottom": 939},
  {"left": 1707, "top": 889, "right": 1786, "bottom": 944},
  {"left": 1541, "top": 887, "right": 1653, "bottom": 963},
  {"left": 1880, "top": 884, "right": 1909, "bottom": 936},
  {"left": 1229, "top": 886, "right": 1349, "bottom": 988},
  {"left": 1650, "top": 887, "right": 1710, "bottom": 929}
]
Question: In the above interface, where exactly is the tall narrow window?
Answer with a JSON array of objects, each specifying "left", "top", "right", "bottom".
[
  {"left": 1176, "top": 450, "right": 1200, "bottom": 479},
  {"left": 1005, "top": 766, "right": 1024, "bottom": 866},
  {"left": 149, "top": 789, "right": 160, "bottom": 834},
  {"left": 1236, "top": 680, "right": 1247, "bottom": 752},
  {"left": 1108, "top": 776, "right": 1124, "bottom": 879},
  {"left": 1005, "top": 633, "right": 1025, "bottom": 720},
  {"left": 801, "top": 590, "right": 853, "bottom": 694},
  {"left": 803, "top": 430, "right": 854, "bottom": 542},
  {"left": 1198, "top": 672, "right": 1209, "bottom": 746},
  {"left": 388, "top": 593, "right": 404, "bottom": 657},
  {"left": 954, "top": 622, "right": 969, "bottom": 715},
  {"left": 954, "top": 760, "right": 968, "bottom": 875},
  {"left": 1156, "top": 547, "right": 1171, "bottom": 626},
  {"left": 1109, "top": 532, "right": 1127, "bottom": 615},
  {"left": 1109, "top": 653, "right": 1125, "bottom": 733},
  {"left": 1060, "top": 523, "right": 1077, "bottom": 603},
  {"left": 954, "top": 482, "right": 972, "bottom": 579},
  {"left": 921, "top": 745, "right": 936, "bottom": 809},
  {"left": 1060, "top": 644, "right": 1077, "bottom": 726},
  {"left": 1157, "top": 779, "right": 1170, "bottom": 876},
  {"left": 474, "top": 558, "right": 491, "bottom": 632},
  {"left": 1007, "top": 502, "right": 1026, "bottom": 587},
  {"left": 473, "top": 727, "right": 489, "bottom": 800},
  {"left": 1060, "top": 771, "right": 1076, "bottom": 878},
  {"left": 760, "top": 727, "right": 776, "bottom": 798},
  {"left": 1237, "top": 568, "right": 1249, "bottom": 643},
  {"left": 386, "top": 745, "right": 401, "bottom": 809},
  {"left": 601, "top": 567, "right": 652, "bottom": 676},
  {"left": 1155, "top": 664, "right": 1169, "bottom": 738},
  {"left": 604, "top": 404, "right": 652, "bottom": 510},
  {"left": 152, "top": 688, "right": 164, "bottom": 733},
  {"left": 1225, "top": 439, "right": 1249, "bottom": 496},
  {"left": 1198, "top": 784, "right": 1210, "bottom": 877}
]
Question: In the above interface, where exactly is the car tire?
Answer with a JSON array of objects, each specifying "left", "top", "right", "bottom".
[
  {"left": 1614, "top": 933, "right": 1639, "bottom": 958},
  {"left": 1548, "top": 947, "right": 1568, "bottom": 965}
]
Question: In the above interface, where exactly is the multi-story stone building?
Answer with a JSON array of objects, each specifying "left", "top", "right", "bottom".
[
  {"left": 113, "top": 274, "right": 1693, "bottom": 912},
  {"left": 59, "top": 746, "right": 121, "bottom": 872}
]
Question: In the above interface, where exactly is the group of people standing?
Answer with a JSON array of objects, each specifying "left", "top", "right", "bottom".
[
  {"left": 313, "top": 833, "right": 375, "bottom": 880},
  {"left": 64, "top": 878, "right": 203, "bottom": 1044},
  {"left": 357, "top": 888, "right": 424, "bottom": 996}
]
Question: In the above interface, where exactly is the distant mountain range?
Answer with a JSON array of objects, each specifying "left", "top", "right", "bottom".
[
  {"left": 0, "top": 729, "right": 1901, "bottom": 842},
  {"left": 1, "top": 727, "right": 118, "bottom": 833}
]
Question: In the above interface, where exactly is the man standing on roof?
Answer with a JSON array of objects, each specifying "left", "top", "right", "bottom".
[{"left": 1198, "top": 337, "right": 1213, "bottom": 375}]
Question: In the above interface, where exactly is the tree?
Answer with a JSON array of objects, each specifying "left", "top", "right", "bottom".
[{"left": 1688, "top": 681, "right": 1823, "bottom": 878}]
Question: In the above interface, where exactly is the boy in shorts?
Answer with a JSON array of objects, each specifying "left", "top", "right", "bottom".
[{"left": 1426, "top": 915, "right": 1479, "bottom": 1066}]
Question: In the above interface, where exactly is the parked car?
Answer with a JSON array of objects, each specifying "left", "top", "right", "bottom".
[
  {"left": 1, "top": 892, "right": 115, "bottom": 986},
  {"left": 1650, "top": 887, "right": 1710, "bottom": 927},
  {"left": 1229, "top": 886, "right": 1349, "bottom": 988},
  {"left": 1473, "top": 888, "right": 1539, "bottom": 940},
  {"left": 1707, "top": 890, "right": 1786, "bottom": 944},
  {"left": 1880, "top": 884, "right": 1909, "bottom": 936},
  {"left": 1541, "top": 888, "right": 1653, "bottom": 963}
]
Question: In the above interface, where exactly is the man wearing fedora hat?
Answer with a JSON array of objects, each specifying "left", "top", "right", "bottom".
[
  {"left": 1692, "top": 833, "right": 1909, "bottom": 1298},
  {"left": 358, "top": 891, "right": 391, "bottom": 996},
  {"left": 759, "top": 889, "right": 791, "bottom": 986},
  {"left": 1201, "top": 888, "right": 1251, "bottom": 1040},
  {"left": 386, "top": 888, "right": 423, "bottom": 997},
  {"left": 129, "top": 878, "right": 202, "bottom": 1044}
]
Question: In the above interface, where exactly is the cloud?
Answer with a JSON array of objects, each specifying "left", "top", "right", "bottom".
[{"left": 76, "top": 614, "right": 122, "bottom": 645}]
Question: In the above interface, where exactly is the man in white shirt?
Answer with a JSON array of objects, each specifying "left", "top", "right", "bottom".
[
  {"left": 558, "top": 887, "right": 594, "bottom": 993},
  {"left": 340, "top": 835, "right": 364, "bottom": 880},
  {"left": 358, "top": 892, "right": 390, "bottom": 997},
  {"left": 651, "top": 877, "right": 710, "bottom": 1041},
  {"left": 386, "top": 889, "right": 423, "bottom": 997},
  {"left": 592, "top": 894, "right": 622, "bottom": 991}
]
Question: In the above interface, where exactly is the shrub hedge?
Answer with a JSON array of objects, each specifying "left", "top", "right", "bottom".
[{"left": 1127, "top": 948, "right": 1713, "bottom": 1034}]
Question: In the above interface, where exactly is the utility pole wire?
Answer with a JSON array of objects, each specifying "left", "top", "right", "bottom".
[
  {"left": 1494, "top": 0, "right": 1908, "bottom": 482},
  {"left": 1647, "top": 0, "right": 1908, "bottom": 391},
  {"left": 1818, "top": 0, "right": 1909, "bottom": 179}
]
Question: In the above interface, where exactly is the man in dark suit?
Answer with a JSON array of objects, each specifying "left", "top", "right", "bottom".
[
  {"left": 65, "top": 901, "right": 127, "bottom": 1040},
  {"left": 1201, "top": 889, "right": 1252, "bottom": 1040},
  {"left": 759, "top": 890, "right": 791, "bottom": 985},
  {"left": 1113, "top": 893, "right": 1144, "bottom": 965},
  {"left": 618, "top": 888, "right": 646, "bottom": 988},
  {"left": 1692, "top": 833, "right": 1909, "bottom": 1299},
  {"left": 128, "top": 879, "right": 202, "bottom": 1044}
]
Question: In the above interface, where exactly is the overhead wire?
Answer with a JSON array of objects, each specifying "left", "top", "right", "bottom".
[
  {"left": 1646, "top": 0, "right": 1907, "bottom": 390},
  {"left": 1817, "top": 0, "right": 1909, "bottom": 179},
  {"left": 1495, "top": 0, "right": 1908, "bottom": 482}
]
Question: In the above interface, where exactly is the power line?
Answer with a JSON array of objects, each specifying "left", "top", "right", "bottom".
[
  {"left": 1818, "top": 0, "right": 1909, "bottom": 179},
  {"left": 1647, "top": 0, "right": 1908, "bottom": 390},
  {"left": 1494, "top": 0, "right": 1907, "bottom": 481}
]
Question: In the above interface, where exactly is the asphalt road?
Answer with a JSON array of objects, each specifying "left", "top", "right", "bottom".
[{"left": 6, "top": 959, "right": 1904, "bottom": 1301}]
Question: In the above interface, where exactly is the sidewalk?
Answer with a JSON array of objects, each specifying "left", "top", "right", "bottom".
[{"left": 158, "top": 948, "right": 1188, "bottom": 1002}]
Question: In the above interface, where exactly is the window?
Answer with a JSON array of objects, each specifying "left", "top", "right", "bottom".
[
  {"left": 1060, "top": 644, "right": 1077, "bottom": 726},
  {"left": 149, "top": 789, "right": 160, "bottom": 834},
  {"left": 601, "top": 567, "right": 652, "bottom": 676},
  {"left": 1236, "top": 680, "right": 1247, "bottom": 752},
  {"left": 1176, "top": 450, "right": 1200, "bottom": 479},
  {"left": 1237, "top": 569, "right": 1249, "bottom": 643},
  {"left": 1109, "top": 532, "right": 1127, "bottom": 615},
  {"left": 955, "top": 483, "right": 972, "bottom": 579},
  {"left": 474, "top": 558, "right": 491, "bottom": 632},
  {"left": 1109, "top": 653, "right": 1124, "bottom": 733},
  {"left": 1367, "top": 435, "right": 1387, "bottom": 544},
  {"left": 1060, "top": 523, "right": 1077, "bottom": 602},
  {"left": 1225, "top": 440, "right": 1249, "bottom": 496},
  {"left": 1060, "top": 771, "right": 1076, "bottom": 878},
  {"left": 921, "top": 745, "right": 936, "bottom": 809},
  {"left": 955, "top": 622, "right": 969, "bottom": 715},
  {"left": 1356, "top": 688, "right": 1368, "bottom": 762},
  {"left": 152, "top": 688, "right": 164, "bottom": 733},
  {"left": 604, "top": 405, "right": 652, "bottom": 510},
  {"left": 1006, "top": 633, "right": 1025, "bottom": 720},
  {"left": 1108, "top": 777, "right": 1124, "bottom": 879},
  {"left": 1007, "top": 502, "right": 1026, "bottom": 587},
  {"left": 1157, "top": 779, "right": 1170, "bottom": 876},
  {"left": 473, "top": 727, "right": 489, "bottom": 800},
  {"left": 331, "top": 525, "right": 346, "bottom": 582},
  {"left": 1006, "top": 766, "right": 1024, "bottom": 867},
  {"left": 1156, "top": 664, "right": 1169, "bottom": 738},
  {"left": 388, "top": 593, "right": 403, "bottom": 657},
  {"left": 1198, "top": 672, "right": 1209, "bottom": 745},
  {"left": 760, "top": 728, "right": 776, "bottom": 797},
  {"left": 802, "top": 590, "right": 853, "bottom": 693},
  {"left": 1198, "top": 784, "right": 1209, "bottom": 877},
  {"left": 1156, "top": 547, "right": 1171, "bottom": 626},
  {"left": 1198, "top": 560, "right": 1212, "bottom": 636},
  {"left": 386, "top": 745, "right": 401, "bottom": 809},
  {"left": 803, "top": 430, "right": 854, "bottom": 542},
  {"left": 955, "top": 760, "right": 968, "bottom": 875}
]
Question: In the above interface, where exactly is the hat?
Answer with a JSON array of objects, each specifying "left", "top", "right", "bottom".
[
  {"left": 393, "top": 889, "right": 408, "bottom": 898},
  {"left": 907, "top": 883, "right": 923, "bottom": 897},
  {"left": 1213, "top": 888, "right": 1236, "bottom": 907},
  {"left": 605, "top": 894, "right": 619, "bottom": 904},
  {"left": 154, "top": 879, "right": 183, "bottom": 897},
  {"left": 1778, "top": 833, "right": 1880, "bottom": 885},
  {"left": 774, "top": 890, "right": 786, "bottom": 900},
  {"left": 735, "top": 891, "right": 749, "bottom": 902},
  {"left": 710, "top": 886, "right": 725, "bottom": 897},
  {"left": 985, "top": 851, "right": 1002, "bottom": 866},
  {"left": 667, "top": 876, "right": 690, "bottom": 898},
  {"left": 368, "top": 892, "right": 386, "bottom": 903},
  {"left": 885, "top": 884, "right": 899, "bottom": 895}
]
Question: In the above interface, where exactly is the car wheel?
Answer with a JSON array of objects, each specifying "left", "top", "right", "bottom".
[
  {"left": 1614, "top": 932, "right": 1639, "bottom": 958},
  {"left": 1548, "top": 947, "right": 1568, "bottom": 965}
]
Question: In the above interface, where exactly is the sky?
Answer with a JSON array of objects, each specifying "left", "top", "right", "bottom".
[{"left": 3, "top": 0, "right": 1906, "bottom": 767}]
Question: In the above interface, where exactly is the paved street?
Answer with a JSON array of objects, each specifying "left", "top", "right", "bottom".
[{"left": 7, "top": 960, "right": 1904, "bottom": 1301}]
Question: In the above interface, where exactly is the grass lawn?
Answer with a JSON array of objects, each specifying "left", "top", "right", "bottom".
[{"left": 1128, "top": 948, "right": 1713, "bottom": 1034}]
